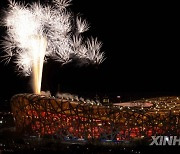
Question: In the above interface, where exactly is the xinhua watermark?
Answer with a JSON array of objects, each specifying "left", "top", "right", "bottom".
[{"left": 150, "top": 136, "right": 180, "bottom": 146}]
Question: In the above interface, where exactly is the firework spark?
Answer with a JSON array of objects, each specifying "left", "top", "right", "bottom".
[{"left": 1, "top": 0, "right": 105, "bottom": 94}]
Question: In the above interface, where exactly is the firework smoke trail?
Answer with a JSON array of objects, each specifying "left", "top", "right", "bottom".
[{"left": 1, "top": 0, "right": 105, "bottom": 94}]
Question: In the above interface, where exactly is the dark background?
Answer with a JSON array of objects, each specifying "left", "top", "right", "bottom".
[{"left": 0, "top": 0, "right": 179, "bottom": 100}]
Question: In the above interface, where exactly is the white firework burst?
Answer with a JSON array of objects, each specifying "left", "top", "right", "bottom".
[
  {"left": 76, "top": 16, "right": 90, "bottom": 33},
  {"left": 1, "top": 0, "right": 105, "bottom": 76}
]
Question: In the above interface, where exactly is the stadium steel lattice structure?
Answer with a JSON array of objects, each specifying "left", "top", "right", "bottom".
[{"left": 11, "top": 94, "right": 180, "bottom": 142}]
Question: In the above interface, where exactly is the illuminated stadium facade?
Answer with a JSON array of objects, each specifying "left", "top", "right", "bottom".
[{"left": 11, "top": 94, "right": 180, "bottom": 142}]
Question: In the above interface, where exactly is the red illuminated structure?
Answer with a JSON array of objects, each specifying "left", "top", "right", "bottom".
[{"left": 11, "top": 94, "right": 180, "bottom": 142}]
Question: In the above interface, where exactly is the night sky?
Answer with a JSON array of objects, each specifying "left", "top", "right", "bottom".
[{"left": 0, "top": 0, "right": 179, "bottom": 99}]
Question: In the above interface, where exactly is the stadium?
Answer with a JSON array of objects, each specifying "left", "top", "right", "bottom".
[{"left": 11, "top": 93, "right": 180, "bottom": 143}]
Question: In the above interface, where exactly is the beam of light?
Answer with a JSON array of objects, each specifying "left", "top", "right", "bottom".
[
  {"left": 1, "top": 0, "right": 105, "bottom": 94},
  {"left": 30, "top": 36, "right": 47, "bottom": 94}
]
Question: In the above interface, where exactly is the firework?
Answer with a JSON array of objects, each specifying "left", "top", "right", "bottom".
[{"left": 1, "top": 0, "right": 105, "bottom": 94}]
